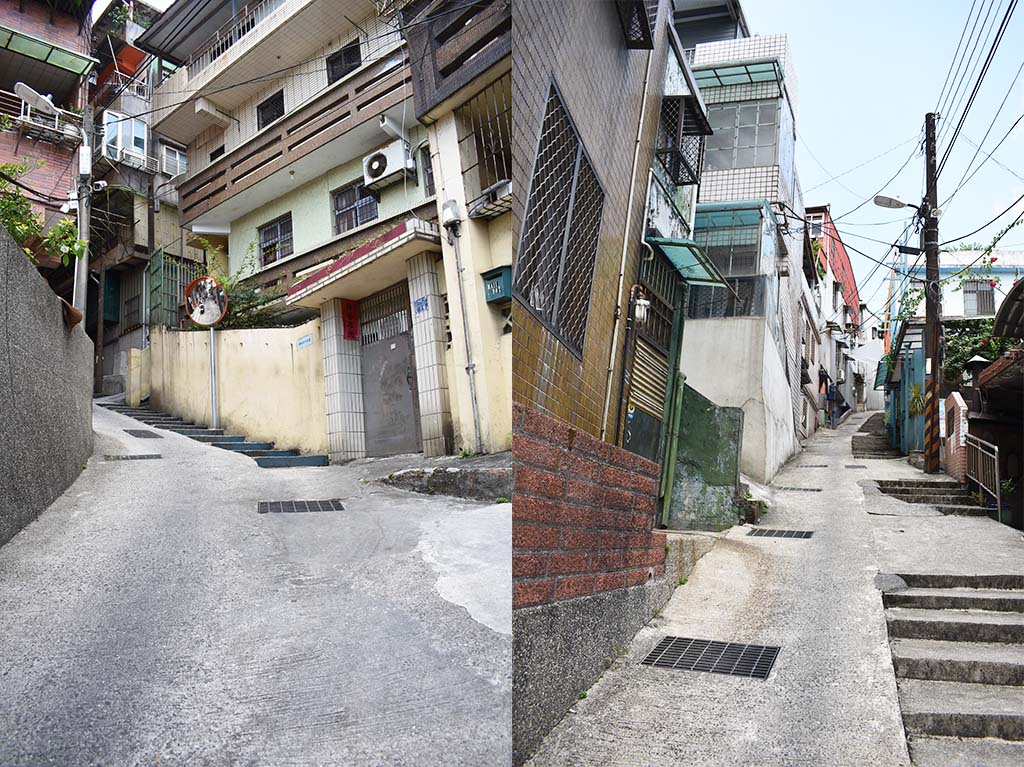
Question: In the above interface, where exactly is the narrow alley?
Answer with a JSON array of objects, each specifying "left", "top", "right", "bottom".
[
  {"left": 0, "top": 405, "right": 511, "bottom": 766},
  {"left": 526, "top": 411, "right": 1024, "bottom": 767}
]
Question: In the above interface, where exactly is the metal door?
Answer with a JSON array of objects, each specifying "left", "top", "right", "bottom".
[{"left": 360, "top": 283, "right": 421, "bottom": 456}]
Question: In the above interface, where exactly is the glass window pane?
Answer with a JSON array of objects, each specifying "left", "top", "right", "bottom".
[
  {"left": 736, "top": 147, "right": 756, "bottom": 167},
  {"left": 757, "top": 124, "right": 777, "bottom": 147},
  {"left": 705, "top": 149, "right": 732, "bottom": 171},
  {"left": 738, "top": 126, "right": 756, "bottom": 146},
  {"left": 758, "top": 102, "right": 778, "bottom": 124},
  {"left": 738, "top": 105, "right": 758, "bottom": 125}
]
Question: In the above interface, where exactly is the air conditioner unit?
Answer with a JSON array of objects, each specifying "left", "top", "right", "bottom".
[{"left": 362, "top": 140, "right": 414, "bottom": 190}]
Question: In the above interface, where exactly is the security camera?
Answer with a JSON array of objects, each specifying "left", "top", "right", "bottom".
[{"left": 92, "top": 180, "right": 108, "bottom": 192}]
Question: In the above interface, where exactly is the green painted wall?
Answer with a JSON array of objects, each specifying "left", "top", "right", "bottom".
[
  {"left": 667, "top": 383, "right": 744, "bottom": 531},
  {"left": 229, "top": 125, "right": 431, "bottom": 276}
]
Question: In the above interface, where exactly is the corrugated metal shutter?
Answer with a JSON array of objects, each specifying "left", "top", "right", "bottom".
[{"left": 631, "top": 338, "right": 669, "bottom": 419}]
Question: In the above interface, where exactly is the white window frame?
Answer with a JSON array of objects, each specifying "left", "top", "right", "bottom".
[
  {"left": 103, "top": 110, "right": 147, "bottom": 163},
  {"left": 163, "top": 145, "right": 187, "bottom": 177}
]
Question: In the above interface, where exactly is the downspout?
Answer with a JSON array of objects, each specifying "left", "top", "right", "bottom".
[
  {"left": 600, "top": 46, "right": 655, "bottom": 441},
  {"left": 658, "top": 282, "right": 688, "bottom": 527}
]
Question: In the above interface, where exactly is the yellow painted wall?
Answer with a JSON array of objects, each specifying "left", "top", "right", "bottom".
[
  {"left": 228, "top": 124, "right": 431, "bottom": 278},
  {"left": 149, "top": 319, "right": 328, "bottom": 454}
]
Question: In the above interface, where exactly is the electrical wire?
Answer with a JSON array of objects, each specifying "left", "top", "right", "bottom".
[
  {"left": 801, "top": 135, "right": 919, "bottom": 195},
  {"left": 937, "top": 0, "right": 992, "bottom": 124},
  {"left": 935, "top": 0, "right": 982, "bottom": 112},
  {"left": 829, "top": 140, "right": 922, "bottom": 223},
  {"left": 939, "top": 190, "right": 1024, "bottom": 246}
]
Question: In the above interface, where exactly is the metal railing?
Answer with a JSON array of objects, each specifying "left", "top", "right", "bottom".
[
  {"left": 101, "top": 145, "right": 159, "bottom": 174},
  {"left": 0, "top": 88, "right": 83, "bottom": 143},
  {"left": 96, "top": 72, "right": 151, "bottom": 104},
  {"left": 185, "top": 0, "right": 287, "bottom": 78},
  {"left": 966, "top": 433, "right": 1002, "bottom": 523}
]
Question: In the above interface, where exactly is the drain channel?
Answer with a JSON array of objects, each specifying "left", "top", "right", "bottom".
[
  {"left": 845, "top": 464, "right": 867, "bottom": 469},
  {"left": 748, "top": 528, "right": 814, "bottom": 539},
  {"left": 642, "top": 636, "right": 780, "bottom": 680},
  {"left": 257, "top": 500, "right": 345, "bottom": 514},
  {"left": 796, "top": 464, "right": 828, "bottom": 468},
  {"left": 775, "top": 486, "right": 822, "bottom": 492},
  {"left": 105, "top": 454, "right": 162, "bottom": 461}
]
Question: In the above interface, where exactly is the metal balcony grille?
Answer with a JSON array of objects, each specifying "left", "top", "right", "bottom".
[
  {"left": 458, "top": 73, "right": 511, "bottom": 220},
  {"left": 359, "top": 282, "right": 410, "bottom": 345},
  {"left": 514, "top": 85, "right": 604, "bottom": 358},
  {"left": 657, "top": 96, "right": 706, "bottom": 187},
  {"left": 614, "top": 0, "right": 654, "bottom": 49}
]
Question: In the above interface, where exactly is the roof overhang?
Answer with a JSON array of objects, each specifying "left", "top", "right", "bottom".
[
  {"left": 0, "top": 24, "right": 97, "bottom": 75},
  {"left": 645, "top": 236, "right": 728, "bottom": 286},
  {"left": 695, "top": 199, "right": 777, "bottom": 229},
  {"left": 993, "top": 277, "right": 1024, "bottom": 339},
  {"left": 692, "top": 57, "right": 782, "bottom": 90},
  {"left": 287, "top": 218, "right": 442, "bottom": 307},
  {"left": 134, "top": 0, "right": 233, "bottom": 65}
]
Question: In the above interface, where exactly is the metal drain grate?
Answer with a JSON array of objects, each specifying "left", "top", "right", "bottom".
[
  {"left": 105, "top": 454, "right": 162, "bottom": 461},
  {"left": 124, "top": 429, "right": 162, "bottom": 439},
  {"left": 776, "top": 486, "right": 821, "bottom": 492},
  {"left": 642, "top": 636, "right": 780, "bottom": 680},
  {"left": 845, "top": 464, "right": 867, "bottom": 469},
  {"left": 257, "top": 500, "right": 345, "bottom": 514},
  {"left": 796, "top": 464, "right": 828, "bottom": 468},
  {"left": 748, "top": 528, "right": 814, "bottom": 539}
]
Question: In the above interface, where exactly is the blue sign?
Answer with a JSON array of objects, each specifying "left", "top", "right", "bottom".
[
  {"left": 296, "top": 333, "right": 313, "bottom": 350},
  {"left": 413, "top": 296, "right": 429, "bottom": 314}
]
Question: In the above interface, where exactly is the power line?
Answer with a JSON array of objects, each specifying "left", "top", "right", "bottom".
[
  {"left": 935, "top": 0, "right": 983, "bottom": 111},
  {"left": 829, "top": 140, "right": 921, "bottom": 223},
  {"left": 936, "top": 0, "right": 993, "bottom": 123},
  {"left": 939, "top": 190, "right": 1024, "bottom": 246},
  {"left": 801, "top": 135, "right": 918, "bottom": 195}
]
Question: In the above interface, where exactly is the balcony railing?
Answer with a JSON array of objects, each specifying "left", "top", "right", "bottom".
[
  {"left": 95, "top": 71, "right": 151, "bottom": 106},
  {"left": 0, "top": 89, "right": 82, "bottom": 146},
  {"left": 178, "top": 49, "right": 410, "bottom": 225},
  {"left": 100, "top": 145, "right": 159, "bottom": 174},
  {"left": 966, "top": 433, "right": 1002, "bottom": 523},
  {"left": 185, "top": 0, "right": 287, "bottom": 79}
]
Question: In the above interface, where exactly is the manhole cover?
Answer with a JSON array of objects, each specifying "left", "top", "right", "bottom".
[
  {"left": 775, "top": 486, "right": 822, "bottom": 492},
  {"left": 748, "top": 528, "right": 814, "bottom": 539},
  {"left": 642, "top": 637, "right": 780, "bottom": 680},
  {"left": 257, "top": 500, "right": 345, "bottom": 514},
  {"left": 105, "top": 454, "right": 162, "bottom": 461},
  {"left": 845, "top": 464, "right": 867, "bottom": 469},
  {"left": 124, "top": 429, "right": 162, "bottom": 439}
]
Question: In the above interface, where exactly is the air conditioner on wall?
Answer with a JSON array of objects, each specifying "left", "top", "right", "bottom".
[{"left": 362, "top": 140, "right": 415, "bottom": 190}]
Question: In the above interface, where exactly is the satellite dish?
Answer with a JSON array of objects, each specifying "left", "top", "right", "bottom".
[{"left": 184, "top": 276, "right": 228, "bottom": 327}]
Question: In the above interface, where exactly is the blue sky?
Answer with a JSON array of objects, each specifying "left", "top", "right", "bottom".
[{"left": 741, "top": 0, "right": 1024, "bottom": 317}]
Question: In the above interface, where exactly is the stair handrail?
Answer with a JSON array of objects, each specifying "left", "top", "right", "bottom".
[{"left": 966, "top": 433, "right": 1001, "bottom": 524}]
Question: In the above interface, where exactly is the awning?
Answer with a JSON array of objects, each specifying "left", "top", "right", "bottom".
[
  {"left": 694, "top": 199, "right": 778, "bottom": 230},
  {"left": 874, "top": 358, "right": 889, "bottom": 390},
  {"left": 645, "top": 237, "right": 727, "bottom": 287},
  {"left": 692, "top": 58, "right": 782, "bottom": 89},
  {"left": 0, "top": 25, "right": 97, "bottom": 75},
  {"left": 993, "top": 277, "right": 1024, "bottom": 339}
]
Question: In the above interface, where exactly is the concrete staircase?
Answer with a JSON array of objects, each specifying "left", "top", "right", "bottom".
[
  {"left": 884, "top": 574, "right": 1024, "bottom": 766},
  {"left": 100, "top": 402, "right": 328, "bottom": 468},
  {"left": 877, "top": 478, "right": 989, "bottom": 517},
  {"left": 852, "top": 412, "right": 903, "bottom": 459}
]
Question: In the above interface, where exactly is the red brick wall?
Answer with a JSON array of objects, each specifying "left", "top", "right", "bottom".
[
  {"left": 0, "top": 2, "right": 90, "bottom": 55},
  {"left": 0, "top": 131, "right": 76, "bottom": 218},
  {"left": 512, "top": 403, "right": 667, "bottom": 609},
  {"left": 944, "top": 392, "right": 968, "bottom": 482}
]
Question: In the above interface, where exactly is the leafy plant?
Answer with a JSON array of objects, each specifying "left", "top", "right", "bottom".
[
  {"left": 0, "top": 159, "right": 86, "bottom": 266},
  {"left": 192, "top": 237, "right": 291, "bottom": 330},
  {"left": 495, "top": 497, "right": 510, "bottom": 504},
  {"left": 943, "top": 318, "right": 1018, "bottom": 383},
  {"left": 908, "top": 383, "right": 926, "bottom": 417},
  {"left": 1001, "top": 479, "right": 1017, "bottom": 498}
]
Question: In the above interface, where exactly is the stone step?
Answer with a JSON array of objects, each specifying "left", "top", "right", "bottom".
[
  {"left": 213, "top": 442, "right": 275, "bottom": 451},
  {"left": 883, "top": 485, "right": 971, "bottom": 496},
  {"left": 891, "top": 638, "right": 1024, "bottom": 685},
  {"left": 901, "top": 574, "right": 1024, "bottom": 590},
  {"left": 877, "top": 479, "right": 963, "bottom": 489},
  {"left": 885, "top": 588, "right": 1024, "bottom": 612},
  {"left": 254, "top": 455, "right": 329, "bottom": 468},
  {"left": 191, "top": 434, "right": 245, "bottom": 443},
  {"left": 238, "top": 449, "right": 299, "bottom": 457},
  {"left": 936, "top": 504, "right": 992, "bottom": 517},
  {"left": 885, "top": 493, "right": 976, "bottom": 505},
  {"left": 899, "top": 679, "right": 1024, "bottom": 739},
  {"left": 173, "top": 428, "right": 225, "bottom": 437},
  {"left": 908, "top": 736, "right": 1024, "bottom": 767},
  {"left": 887, "top": 607, "right": 1024, "bottom": 643}
]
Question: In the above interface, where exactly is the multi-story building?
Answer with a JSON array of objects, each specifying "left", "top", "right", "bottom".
[
  {"left": 512, "top": 0, "right": 719, "bottom": 762},
  {"left": 135, "top": 0, "right": 511, "bottom": 461},
  {"left": 0, "top": 0, "right": 96, "bottom": 288},
  {"left": 675, "top": 19, "right": 812, "bottom": 481},
  {"left": 88, "top": 0, "right": 204, "bottom": 394}
]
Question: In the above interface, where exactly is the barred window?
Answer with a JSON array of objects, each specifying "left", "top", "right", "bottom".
[
  {"left": 420, "top": 147, "right": 435, "bottom": 196},
  {"left": 332, "top": 183, "right": 378, "bottom": 234},
  {"left": 327, "top": 39, "right": 361, "bottom": 84},
  {"left": 257, "top": 90, "right": 285, "bottom": 130},
  {"left": 258, "top": 214, "right": 293, "bottom": 266},
  {"left": 514, "top": 85, "right": 605, "bottom": 357},
  {"left": 963, "top": 280, "right": 995, "bottom": 317},
  {"left": 694, "top": 223, "right": 760, "bottom": 277},
  {"left": 705, "top": 99, "right": 778, "bottom": 171},
  {"left": 687, "top": 276, "right": 768, "bottom": 319}
]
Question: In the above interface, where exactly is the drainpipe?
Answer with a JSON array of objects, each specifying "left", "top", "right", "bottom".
[
  {"left": 442, "top": 199, "right": 483, "bottom": 455},
  {"left": 600, "top": 45, "right": 654, "bottom": 442}
]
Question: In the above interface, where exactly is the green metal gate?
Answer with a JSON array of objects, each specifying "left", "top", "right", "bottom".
[{"left": 146, "top": 247, "right": 202, "bottom": 328}]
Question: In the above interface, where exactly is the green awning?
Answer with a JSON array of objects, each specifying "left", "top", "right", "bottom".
[
  {"left": 0, "top": 24, "right": 97, "bottom": 75},
  {"left": 692, "top": 59, "right": 782, "bottom": 89},
  {"left": 874, "top": 358, "right": 889, "bottom": 390},
  {"left": 645, "top": 237, "right": 727, "bottom": 286}
]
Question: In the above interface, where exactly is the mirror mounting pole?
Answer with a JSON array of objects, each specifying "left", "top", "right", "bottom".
[{"left": 210, "top": 326, "right": 218, "bottom": 430}]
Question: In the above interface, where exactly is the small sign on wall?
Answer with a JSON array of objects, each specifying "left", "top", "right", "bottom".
[
  {"left": 296, "top": 334, "right": 313, "bottom": 350},
  {"left": 413, "top": 296, "right": 429, "bottom": 315}
]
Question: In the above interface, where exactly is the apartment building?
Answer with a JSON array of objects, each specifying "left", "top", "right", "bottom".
[
  {"left": 135, "top": 0, "right": 511, "bottom": 461},
  {"left": 674, "top": 10, "right": 813, "bottom": 482},
  {"left": 0, "top": 0, "right": 95, "bottom": 288},
  {"left": 512, "top": 0, "right": 720, "bottom": 761},
  {"left": 89, "top": 0, "right": 203, "bottom": 394}
]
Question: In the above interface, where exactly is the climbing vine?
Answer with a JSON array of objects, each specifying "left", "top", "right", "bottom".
[{"left": 942, "top": 318, "right": 1018, "bottom": 384}]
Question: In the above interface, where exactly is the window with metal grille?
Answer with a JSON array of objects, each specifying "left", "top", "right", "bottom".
[
  {"left": 694, "top": 223, "right": 760, "bottom": 277},
  {"left": 332, "top": 183, "right": 378, "bottom": 234},
  {"left": 687, "top": 276, "right": 767, "bottom": 319},
  {"left": 514, "top": 84, "right": 605, "bottom": 357},
  {"left": 421, "top": 147, "right": 435, "bottom": 196},
  {"left": 359, "top": 283, "right": 410, "bottom": 345},
  {"left": 456, "top": 73, "right": 511, "bottom": 217},
  {"left": 257, "top": 90, "right": 285, "bottom": 130},
  {"left": 258, "top": 214, "right": 293, "bottom": 266},
  {"left": 210, "top": 145, "right": 225, "bottom": 162},
  {"left": 705, "top": 99, "right": 779, "bottom": 171},
  {"left": 657, "top": 97, "right": 705, "bottom": 187},
  {"left": 327, "top": 39, "right": 361, "bottom": 84},
  {"left": 963, "top": 280, "right": 995, "bottom": 317}
]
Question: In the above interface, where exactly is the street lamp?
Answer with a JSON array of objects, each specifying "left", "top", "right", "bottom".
[
  {"left": 873, "top": 194, "right": 917, "bottom": 210},
  {"left": 15, "top": 81, "right": 92, "bottom": 314}
]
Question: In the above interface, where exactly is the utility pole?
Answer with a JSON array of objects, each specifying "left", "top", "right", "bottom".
[
  {"left": 923, "top": 112, "right": 941, "bottom": 474},
  {"left": 72, "top": 104, "right": 93, "bottom": 313}
]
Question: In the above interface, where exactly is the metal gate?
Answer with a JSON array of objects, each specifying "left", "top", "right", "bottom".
[
  {"left": 621, "top": 251, "right": 683, "bottom": 462},
  {"left": 360, "top": 282, "right": 421, "bottom": 457},
  {"left": 146, "top": 248, "right": 202, "bottom": 328}
]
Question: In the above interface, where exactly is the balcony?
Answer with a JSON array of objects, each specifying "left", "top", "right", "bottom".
[
  {"left": 141, "top": 0, "right": 380, "bottom": 145},
  {"left": 95, "top": 144, "right": 159, "bottom": 175},
  {"left": 178, "top": 49, "right": 411, "bottom": 228},
  {"left": 0, "top": 89, "right": 82, "bottom": 146},
  {"left": 402, "top": 0, "right": 511, "bottom": 122}
]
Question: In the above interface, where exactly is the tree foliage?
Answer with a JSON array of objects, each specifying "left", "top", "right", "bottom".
[
  {"left": 942, "top": 318, "right": 1018, "bottom": 385},
  {"left": 0, "top": 159, "right": 86, "bottom": 266},
  {"left": 190, "top": 237, "right": 292, "bottom": 330}
]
